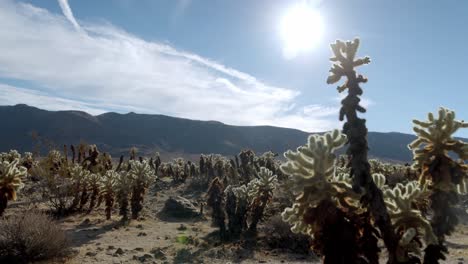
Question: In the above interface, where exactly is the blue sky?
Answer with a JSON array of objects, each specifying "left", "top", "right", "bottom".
[{"left": 0, "top": 0, "right": 467, "bottom": 137}]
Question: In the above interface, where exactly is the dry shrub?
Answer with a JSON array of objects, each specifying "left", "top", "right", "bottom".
[
  {"left": 0, "top": 210, "right": 71, "bottom": 263},
  {"left": 262, "top": 215, "right": 313, "bottom": 254}
]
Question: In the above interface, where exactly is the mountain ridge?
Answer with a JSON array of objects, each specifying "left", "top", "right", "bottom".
[{"left": 2, "top": 104, "right": 465, "bottom": 162}]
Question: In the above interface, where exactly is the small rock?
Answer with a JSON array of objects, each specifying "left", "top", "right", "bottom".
[
  {"left": 97, "top": 247, "right": 103, "bottom": 251},
  {"left": 151, "top": 248, "right": 166, "bottom": 260},
  {"left": 177, "top": 224, "right": 187, "bottom": 231},
  {"left": 135, "top": 247, "right": 144, "bottom": 252},
  {"left": 108, "top": 245, "right": 116, "bottom": 250},
  {"left": 86, "top": 251, "right": 97, "bottom": 257},
  {"left": 139, "top": 254, "right": 154, "bottom": 262},
  {"left": 114, "top": 248, "right": 124, "bottom": 255},
  {"left": 138, "top": 232, "right": 147, "bottom": 237},
  {"left": 136, "top": 224, "right": 144, "bottom": 229}
]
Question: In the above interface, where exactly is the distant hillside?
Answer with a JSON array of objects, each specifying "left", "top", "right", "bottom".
[{"left": 1, "top": 104, "right": 463, "bottom": 162}]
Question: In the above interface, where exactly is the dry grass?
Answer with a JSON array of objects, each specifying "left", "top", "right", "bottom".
[{"left": 0, "top": 210, "right": 71, "bottom": 263}]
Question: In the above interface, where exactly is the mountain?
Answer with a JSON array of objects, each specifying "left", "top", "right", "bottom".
[{"left": 1, "top": 104, "right": 463, "bottom": 162}]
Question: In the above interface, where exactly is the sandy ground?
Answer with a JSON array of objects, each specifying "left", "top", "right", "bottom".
[{"left": 7, "top": 179, "right": 468, "bottom": 264}]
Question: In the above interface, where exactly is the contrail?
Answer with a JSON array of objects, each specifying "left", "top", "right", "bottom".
[{"left": 57, "top": 0, "right": 82, "bottom": 32}]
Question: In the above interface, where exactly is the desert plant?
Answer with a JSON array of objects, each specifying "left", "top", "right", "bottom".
[
  {"left": 247, "top": 167, "right": 277, "bottom": 232},
  {"left": 115, "top": 171, "right": 132, "bottom": 222},
  {"left": 281, "top": 130, "right": 371, "bottom": 263},
  {"left": 0, "top": 158, "right": 26, "bottom": 216},
  {"left": 225, "top": 184, "right": 250, "bottom": 238},
  {"left": 206, "top": 177, "right": 226, "bottom": 239},
  {"left": 128, "top": 160, "right": 154, "bottom": 219},
  {"left": 327, "top": 38, "right": 398, "bottom": 262},
  {"left": 408, "top": 107, "right": 468, "bottom": 262},
  {"left": 100, "top": 170, "right": 117, "bottom": 220},
  {"left": 86, "top": 172, "right": 102, "bottom": 213},
  {"left": 0, "top": 210, "right": 70, "bottom": 263}
]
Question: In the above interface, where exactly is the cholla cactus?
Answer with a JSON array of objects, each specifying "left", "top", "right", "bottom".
[
  {"left": 128, "top": 160, "right": 154, "bottom": 219},
  {"left": 0, "top": 159, "right": 27, "bottom": 216},
  {"left": 408, "top": 107, "right": 467, "bottom": 262},
  {"left": 0, "top": 150, "right": 21, "bottom": 162},
  {"left": 281, "top": 130, "right": 354, "bottom": 234},
  {"left": 247, "top": 167, "right": 277, "bottom": 232},
  {"left": 383, "top": 181, "right": 436, "bottom": 262},
  {"left": 86, "top": 173, "right": 102, "bottom": 213},
  {"left": 101, "top": 170, "right": 118, "bottom": 220},
  {"left": 280, "top": 130, "right": 375, "bottom": 263},
  {"left": 115, "top": 171, "right": 132, "bottom": 222},
  {"left": 409, "top": 107, "right": 468, "bottom": 189},
  {"left": 68, "top": 164, "right": 91, "bottom": 212},
  {"left": 206, "top": 177, "right": 226, "bottom": 239}
]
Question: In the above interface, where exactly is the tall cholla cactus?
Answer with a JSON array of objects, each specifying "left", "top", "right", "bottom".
[
  {"left": 327, "top": 38, "right": 398, "bottom": 262},
  {"left": 247, "top": 167, "right": 277, "bottom": 232},
  {"left": 0, "top": 159, "right": 27, "bottom": 216},
  {"left": 374, "top": 173, "right": 437, "bottom": 263},
  {"left": 101, "top": 170, "right": 118, "bottom": 220},
  {"left": 128, "top": 160, "right": 154, "bottom": 219},
  {"left": 408, "top": 107, "right": 467, "bottom": 263}
]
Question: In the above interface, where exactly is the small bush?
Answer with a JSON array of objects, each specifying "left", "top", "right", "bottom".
[
  {"left": 0, "top": 210, "right": 71, "bottom": 263},
  {"left": 262, "top": 215, "right": 313, "bottom": 254}
]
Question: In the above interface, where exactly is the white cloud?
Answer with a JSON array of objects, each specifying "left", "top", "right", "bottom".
[
  {"left": 0, "top": 0, "right": 339, "bottom": 132},
  {"left": 57, "top": 0, "right": 82, "bottom": 32}
]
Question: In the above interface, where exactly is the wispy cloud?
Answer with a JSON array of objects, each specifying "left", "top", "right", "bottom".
[
  {"left": 0, "top": 0, "right": 339, "bottom": 132},
  {"left": 57, "top": 0, "right": 82, "bottom": 32}
]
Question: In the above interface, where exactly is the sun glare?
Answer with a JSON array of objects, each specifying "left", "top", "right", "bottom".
[{"left": 280, "top": 3, "right": 324, "bottom": 58}]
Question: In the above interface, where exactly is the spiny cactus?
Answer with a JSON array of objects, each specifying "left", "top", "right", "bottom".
[
  {"left": 101, "top": 170, "right": 117, "bottom": 220},
  {"left": 408, "top": 107, "right": 467, "bottom": 263},
  {"left": 281, "top": 129, "right": 382, "bottom": 263},
  {"left": 68, "top": 164, "right": 91, "bottom": 212},
  {"left": 281, "top": 130, "right": 353, "bottom": 236},
  {"left": 86, "top": 173, "right": 102, "bottom": 213},
  {"left": 381, "top": 179, "right": 437, "bottom": 262},
  {"left": 0, "top": 159, "right": 26, "bottom": 216},
  {"left": 327, "top": 38, "right": 398, "bottom": 263},
  {"left": 128, "top": 160, "right": 154, "bottom": 219},
  {"left": 0, "top": 150, "right": 21, "bottom": 163},
  {"left": 206, "top": 177, "right": 226, "bottom": 240},
  {"left": 115, "top": 171, "right": 132, "bottom": 222},
  {"left": 409, "top": 107, "right": 468, "bottom": 188},
  {"left": 247, "top": 167, "right": 277, "bottom": 232}
]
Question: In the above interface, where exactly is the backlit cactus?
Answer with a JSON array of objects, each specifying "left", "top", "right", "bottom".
[
  {"left": 408, "top": 107, "right": 468, "bottom": 262},
  {"left": 327, "top": 38, "right": 398, "bottom": 262},
  {"left": 383, "top": 181, "right": 436, "bottom": 262},
  {"left": 247, "top": 167, "right": 277, "bottom": 232},
  {"left": 409, "top": 107, "right": 468, "bottom": 188},
  {"left": 280, "top": 130, "right": 359, "bottom": 237}
]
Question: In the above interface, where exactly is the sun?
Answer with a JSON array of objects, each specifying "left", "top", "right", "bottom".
[{"left": 280, "top": 3, "right": 324, "bottom": 58}]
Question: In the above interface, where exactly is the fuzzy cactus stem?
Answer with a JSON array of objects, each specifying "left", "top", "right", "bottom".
[{"left": 327, "top": 38, "right": 398, "bottom": 263}]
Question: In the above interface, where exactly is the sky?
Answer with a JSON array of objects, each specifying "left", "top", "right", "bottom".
[{"left": 0, "top": 0, "right": 467, "bottom": 137}]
